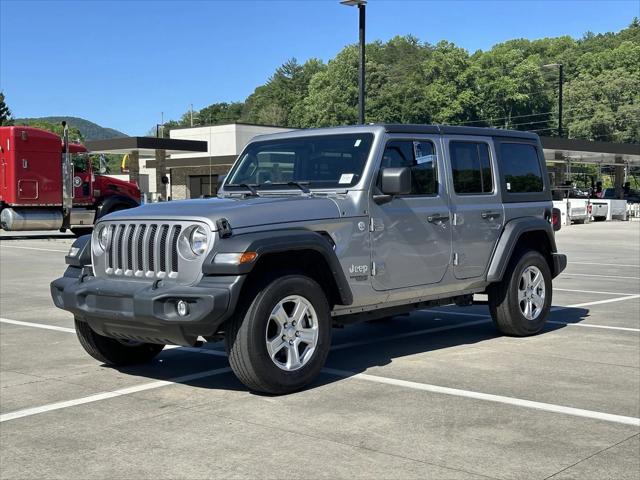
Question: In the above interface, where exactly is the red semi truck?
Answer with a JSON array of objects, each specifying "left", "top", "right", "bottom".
[{"left": 0, "top": 124, "right": 140, "bottom": 234}]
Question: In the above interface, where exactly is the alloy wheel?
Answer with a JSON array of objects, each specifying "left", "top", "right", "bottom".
[
  {"left": 518, "top": 265, "right": 546, "bottom": 320},
  {"left": 265, "top": 295, "right": 319, "bottom": 371}
]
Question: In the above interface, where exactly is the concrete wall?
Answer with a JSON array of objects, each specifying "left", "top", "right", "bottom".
[
  {"left": 166, "top": 123, "right": 292, "bottom": 200},
  {"left": 139, "top": 157, "right": 157, "bottom": 193},
  {"left": 169, "top": 165, "right": 230, "bottom": 200},
  {"left": 169, "top": 124, "right": 291, "bottom": 159}
]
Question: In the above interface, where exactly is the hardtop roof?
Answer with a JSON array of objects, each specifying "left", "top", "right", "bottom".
[
  {"left": 381, "top": 123, "right": 539, "bottom": 140},
  {"left": 248, "top": 123, "right": 539, "bottom": 142}
]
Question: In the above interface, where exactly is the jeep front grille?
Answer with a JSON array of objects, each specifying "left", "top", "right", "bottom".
[{"left": 105, "top": 223, "right": 182, "bottom": 279}]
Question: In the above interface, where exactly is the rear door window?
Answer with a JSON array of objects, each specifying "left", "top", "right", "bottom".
[
  {"left": 449, "top": 141, "right": 493, "bottom": 194},
  {"left": 500, "top": 143, "right": 544, "bottom": 193}
]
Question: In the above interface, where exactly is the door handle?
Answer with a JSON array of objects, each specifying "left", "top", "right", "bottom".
[
  {"left": 427, "top": 213, "right": 450, "bottom": 223},
  {"left": 481, "top": 211, "right": 501, "bottom": 220}
]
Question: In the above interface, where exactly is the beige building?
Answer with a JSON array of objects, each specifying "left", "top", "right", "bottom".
[{"left": 146, "top": 123, "right": 292, "bottom": 200}]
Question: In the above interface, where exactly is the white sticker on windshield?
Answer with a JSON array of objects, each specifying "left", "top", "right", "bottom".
[
  {"left": 339, "top": 173, "right": 354, "bottom": 184},
  {"left": 354, "top": 139, "right": 362, "bottom": 147}
]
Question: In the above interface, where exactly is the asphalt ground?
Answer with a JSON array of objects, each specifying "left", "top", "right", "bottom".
[{"left": 0, "top": 221, "right": 638, "bottom": 480}]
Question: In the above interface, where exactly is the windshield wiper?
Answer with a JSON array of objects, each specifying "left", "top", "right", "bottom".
[
  {"left": 238, "top": 183, "right": 260, "bottom": 196},
  {"left": 266, "top": 181, "right": 311, "bottom": 194}
]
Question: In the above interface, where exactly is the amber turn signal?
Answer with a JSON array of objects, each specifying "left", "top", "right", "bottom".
[{"left": 239, "top": 252, "right": 258, "bottom": 264}]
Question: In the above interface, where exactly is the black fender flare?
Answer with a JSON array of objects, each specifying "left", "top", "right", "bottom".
[
  {"left": 96, "top": 195, "right": 139, "bottom": 220},
  {"left": 203, "top": 229, "right": 353, "bottom": 306},
  {"left": 486, "top": 217, "right": 560, "bottom": 282},
  {"left": 65, "top": 234, "right": 92, "bottom": 267}
]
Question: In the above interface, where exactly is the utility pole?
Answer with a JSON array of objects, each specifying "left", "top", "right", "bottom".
[
  {"left": 358, "top": 3, "right": 365, "bottom": 124},
  {"left": 190, "top": 104, "right": 194, "bottom": 127},
  {"left": 341, "top": 0, "right": 367, "bottom": 124},
  {"left": 543, "top": 63, "right": 564, "bottom": 137},
  {"left": 558, "top": 64, "right": 563, "bottom": 138}
]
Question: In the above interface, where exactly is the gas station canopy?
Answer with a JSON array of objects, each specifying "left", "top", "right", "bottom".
[
  {"left": 85, "top": 136, "right": 208, "bottom": 156},
  {"left": 540, "top": 136, "right": 640, "bottom": 166}
]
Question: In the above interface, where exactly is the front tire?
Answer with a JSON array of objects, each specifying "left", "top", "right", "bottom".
[
  {"left": 226, "top": 274, "right": 332, "bottom": 395},
  {"left": 75, "top": 319, "right": 165, "bottom": 366},
  {"left": 488, "top": 250, "right": 552, "bottom": 336}
]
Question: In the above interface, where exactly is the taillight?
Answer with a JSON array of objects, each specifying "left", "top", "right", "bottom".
[{"left": 552, "top": 208, "right": 561, "bottom": 231}]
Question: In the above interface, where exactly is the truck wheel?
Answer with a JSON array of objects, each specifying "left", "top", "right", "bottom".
[
  {"left": 75, "top": 319, "right": 165, "bottom": 366},
  {"left": 226, "top": 274, "right": 332, "bottom": 395},
  {"left": 488, "top": 250, "right": 552, "bottom": 336}
]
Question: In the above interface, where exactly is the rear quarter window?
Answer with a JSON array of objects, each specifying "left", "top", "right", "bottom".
[
  {"left": 449, "top": 141, "right": 493, "bottom": 195},
  {"left": 499, "top": 143, "right": 544, "bottom": 193}
]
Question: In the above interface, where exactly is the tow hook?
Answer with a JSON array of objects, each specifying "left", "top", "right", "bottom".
[{"left": 79, "top": 265, "right": 93, "bottom": 283}]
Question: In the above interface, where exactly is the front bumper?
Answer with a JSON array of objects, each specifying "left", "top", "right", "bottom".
[
  {"left": 51, "top": 267, "right": 244, "bottom": 346},
  {"left": 552, "top": 253, "right": 567, "bottom": 278}
]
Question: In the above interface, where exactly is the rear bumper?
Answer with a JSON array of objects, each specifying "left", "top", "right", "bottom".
[
  {"left": 552, "top": 253, "right": 567, "bottom": 278},
  {"left": 51, "top": 267, "right": 244, "bottom": 346}
]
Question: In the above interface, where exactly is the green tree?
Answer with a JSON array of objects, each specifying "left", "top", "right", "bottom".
[
  {"left": 198, "top": 102, "right": 244, "bottom": 125},
  {"left": 241, "top": 58, "right": 326, "bottom": 127},
  {"left": 159, "top": 19, "right": 640, "bottom": 143},
  {"left": 0, "top": 92, "right": 12, "bottom": 126}
]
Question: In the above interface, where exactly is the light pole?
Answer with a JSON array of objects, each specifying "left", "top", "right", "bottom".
[
  {"left": 341, "top": 0, "right": 366, "bottom": 124},
  {"left": 543, "top": 63, "right": 564, "bottom": 137}
]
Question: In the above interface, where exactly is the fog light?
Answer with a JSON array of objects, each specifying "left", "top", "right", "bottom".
[{"left": 176, "top": 300, "right": 189, "bottom": 317}]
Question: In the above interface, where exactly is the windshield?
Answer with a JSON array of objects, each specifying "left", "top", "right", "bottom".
[{"left": 224, "top": 133, "right": 374, "bottom": 190}]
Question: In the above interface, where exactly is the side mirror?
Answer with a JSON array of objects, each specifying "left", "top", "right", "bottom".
[
  {"left": 98, "top": 154, "right": 108, "bottom": 174},
  {"left": 380, "top": 167, "right": 411, "bottom": 195},
  {"left": 374, "top": 167, "right": 411, "bottom": 205}
]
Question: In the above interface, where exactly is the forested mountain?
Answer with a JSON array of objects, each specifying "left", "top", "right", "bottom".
[
  {"left": 165, "top": 19, "right": 639, "bottom": 143},
  {"left": 13, "top": 116, "right": 126, "bottom": 140}
]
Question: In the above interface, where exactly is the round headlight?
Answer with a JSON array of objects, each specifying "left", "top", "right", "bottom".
[
  {"left": 189, "top": 226, "right": 208, "bottom": 255},
  {"left": 98, "top": 225, "right": 110, "bottom": 251}
]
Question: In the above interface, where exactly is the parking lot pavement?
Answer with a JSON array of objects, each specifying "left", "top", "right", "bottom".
[{"left": 1, "top": 222, "right": 639, "bottom": 480}]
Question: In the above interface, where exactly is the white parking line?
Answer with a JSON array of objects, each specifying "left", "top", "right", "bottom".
[
  {"left": 547, "top": 322, "right": 639, "bottom": 333},
  {"left": 0, "top": 317, "right": 490, "bottom": 353},
  {"left": 330, "top": 319, "right": 489, "bottom": 351},
  {"left": 0, "top": 245, "right": 68, "bottom": 253},
  {"left": 0, "top": 318, "right": 76, "bottom": 333},
  {"left": 0, "top": 367, "right": 232, "bottom": 423},
  {"left": 552, "top": 295, "right": 640, "bottom": 309},
  {"left": 322, "top": 368, "right": 640, "bottom": 427},
  {"left": 1, "top": 315, "right": 638, "bottom": 425},
  {"left": 570, "top": 261, "right": 639, "bottom": 268},
  {"left": 561, "top": 272, "right": 640, "bottom": 280},
  {"left": 430, "top": 294, "right": 640, "bottom": 332},
  {"left": 555, "top": 288, "right": 638, "bottom": 296}
]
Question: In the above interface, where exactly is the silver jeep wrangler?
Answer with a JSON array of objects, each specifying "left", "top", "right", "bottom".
[{"left": 51, "top": 124, "right": 566, "bottom": 394}]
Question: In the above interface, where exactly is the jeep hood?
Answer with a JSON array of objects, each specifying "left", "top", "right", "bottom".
[{"left": 100, "top": 196, "right": 342, "bottom": 230}]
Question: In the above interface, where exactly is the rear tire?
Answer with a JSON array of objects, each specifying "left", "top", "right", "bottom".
[
  {"left": 225, "top": 274, "right": 332, "bottom": 395},
  {"left": 488, "top": 250, "right": 552, "bottom": 336},
  {"left": 75, "top": 319, "right": 165, "bottom": 366}
]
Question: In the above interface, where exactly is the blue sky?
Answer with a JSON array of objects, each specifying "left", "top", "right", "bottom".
[{"left": 1, "top": 0, "right": 637, "bottom": 135}]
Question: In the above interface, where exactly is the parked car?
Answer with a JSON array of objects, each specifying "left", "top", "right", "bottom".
[
  {"left": 603, "top": 187, "right": 640, "bottom": 204},
  {"left": 591, "top": 200, "right": 609, "bottom": 221},
  {"left": 51, "top": 125, "right": 566, "bottom": 394}
]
